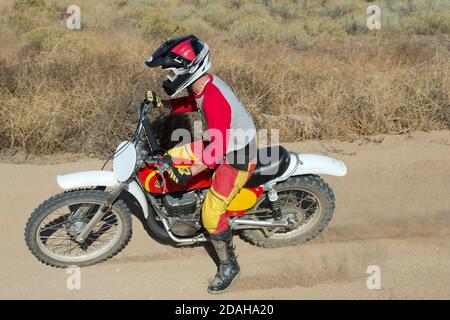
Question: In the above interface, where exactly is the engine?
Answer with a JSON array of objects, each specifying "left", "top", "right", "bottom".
[
  {"left": 162, "top": 191, "right": 204, "bottom": 237},
  {"left": 163, "top": 191, "right": 197, "bottom": 216}
]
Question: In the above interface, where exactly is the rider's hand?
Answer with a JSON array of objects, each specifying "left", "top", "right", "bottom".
[
  {"left": 144, "top": 90, "right": 163, "bottom": 108},
  {"left": 166, "top": 165, "right": 193, "bottom": 186}
]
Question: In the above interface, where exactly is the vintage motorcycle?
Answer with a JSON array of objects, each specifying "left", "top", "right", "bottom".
[{"left": 25, "top": 101, "right": 347, "bottom": 267}]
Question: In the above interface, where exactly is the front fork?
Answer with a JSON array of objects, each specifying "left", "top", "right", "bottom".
[{"left": 74, "top": 183, "right": 127, "bottom": 243}]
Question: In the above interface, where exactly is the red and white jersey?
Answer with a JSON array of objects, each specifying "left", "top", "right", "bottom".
[{"left": 170, "top": 74, "right": 256, "bottom": 168}]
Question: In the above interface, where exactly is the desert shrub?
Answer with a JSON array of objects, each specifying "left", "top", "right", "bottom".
[
  {"left": 114, "top": 0, "right": 129, "bottom": 7},
  {"left": 405, "top": 12, "right": 450, "bottom": 35},
  {"left": 230, "top": 16, "right": 280, "bottom": 44},
  {"left": 298, "top": 0, "right": 312, "bottom": 10},
  {"left": 137, "top": 12, "right": 188, "bottom": 40},
  {"left": 341, "top": 15, "right": 368, "bottom": 34},
  {"left": 184, "top": 0, "right": 209, "bottom": 7},
  {"left": 5, "top": 12, "right": 37, "bottom": 33},
  {"left": 280, "top": 23, "right": 314, "bottom": 50},
  {"left": 13, "top": 0, "right": 46, "bottom": 10},
  {"left": 226, "top": 0, "right": 251, "bottom": 9},
  {"left": 200, "top": 3, "right": 243, "bottom": 30},
  {"left": 22, "top": 27, "right": 84, "bottom": 53},
  {"left": 81, "top": 3, "right": 116, "bottom": 29},
  {"left": 303, "top": 17, "right": 347, "bottom": 38},
  {"left": 0, "top": 32, "right": 156, "bottom": 155},
  {"left": 267, "top": 0, "right": 299, "bottom": 19},
  {"left": 390, "top": 0, "right": 416, "bottom": 16},
  {"left": 183, "top": 17, "right": 212, "bottom": 36},
  {"left": 240, "top": 2, "right": 268, "bottom": 16},
  {"left": 23, "top": 27, "right": 68, "bottom": 52},
  {"left": 318, "top": 3, "right": 355, "bottom": 18}
]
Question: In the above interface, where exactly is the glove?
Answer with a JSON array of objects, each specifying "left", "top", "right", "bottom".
[
  {"left": 166, "top": 165, "right": 193, "bottom": 186},
  {"left": 144, "top": 90, "right": 162, "bottom": 108}
]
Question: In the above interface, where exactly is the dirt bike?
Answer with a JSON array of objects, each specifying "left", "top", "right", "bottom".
[{"left": 25, "top": 100, "right": 347, "bottom": 267}]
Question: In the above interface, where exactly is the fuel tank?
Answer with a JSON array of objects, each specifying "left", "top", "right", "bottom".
[
  {"left": 138, "top": 144, "right": 264, "bottom": 212},
  {"left": 137, "top": 163, "right": 263, "bottom": 213}
]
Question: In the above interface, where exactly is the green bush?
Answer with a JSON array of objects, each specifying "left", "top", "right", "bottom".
[
  {"left": 226, "top": 0, "right": 251, "bottom": 9},
  {"left": 13, "top": 0, "right": 46, "bottom": 10},
  {"left": 407, "top": 12, "right": 450, "bottom": 35},
  {"left": 183, "top": 17, "right": 212, "bottom": 36},
  {"left": 240, "top": 2, "right": 267, "bottom": 16},
  {"left": 23, "top": 27, "right": 83, "bottom": 52},
  {"left": 230, "top": 16, "right": 280, "bottom": 44},
  {"left": 279, "top": 22, "right": 314, "bottom": 50},
  {"left": 5, "top": 12, "right": 37, "bottom": 33},
  {"left": 267, "top": 0, "right": 299, "bottom": 19},
  {"left": 319, "top": 3, "right": 355, "bottom": 18},
  {"left": 303, "top": 17, "right": 347, "bottom": 38},
  {"left": 137, "top": 12, "right": 188, "bottom": 40},
  {"left": 341, "top": 15, "right": 367, "bottom": 34},
  {"left": 200, "top": 3, "right": 243, "bottom": 30}
]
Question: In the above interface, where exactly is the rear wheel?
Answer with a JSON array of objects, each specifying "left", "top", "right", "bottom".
[
  {"left": 25, "top": 190, "right": 132, "bottom": 267},
  {"left": 239, "top": 175, "right": 335, "bottom": 248}
]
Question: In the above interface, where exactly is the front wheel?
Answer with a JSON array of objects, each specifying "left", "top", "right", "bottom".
[
  {"left": 239, "top": 175, "right": 336, "bottom": 248},
  {"left": 25, "top": 190, "right": 132, "bottom": 268}
]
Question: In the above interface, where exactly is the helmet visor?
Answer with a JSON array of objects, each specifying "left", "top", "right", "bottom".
[{"left": 164, "top": 66, "right": 188, "bottom": 82}]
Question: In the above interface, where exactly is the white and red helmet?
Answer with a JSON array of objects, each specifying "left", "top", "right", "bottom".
[{"left": 145, "top": 35, "right": 211, "bottom": 97}]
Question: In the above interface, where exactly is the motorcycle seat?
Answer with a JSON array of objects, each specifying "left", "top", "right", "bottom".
[{"left": 244, "top": 145, "right": 291, "bottom": 188}]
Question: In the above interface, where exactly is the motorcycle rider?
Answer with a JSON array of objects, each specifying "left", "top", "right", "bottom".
[{"left": 144, "top": 35, "right": 257, "bottom": 294}]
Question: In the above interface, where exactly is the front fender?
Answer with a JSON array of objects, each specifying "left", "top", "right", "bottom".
[
  {"left": 56, "top": 170, "right": 149, "bottom": 218},
  {"left": 57, "top": 170, "right": 119, "bottom": 189}
]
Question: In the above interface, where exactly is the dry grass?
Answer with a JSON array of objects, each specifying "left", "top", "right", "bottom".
[{"left": 0, "top": 0, "right": 449, "bottom": 157}]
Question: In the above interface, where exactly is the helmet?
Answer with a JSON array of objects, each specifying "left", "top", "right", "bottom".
[{"left": 145, "top": 35, "right": 211, "bottom": 97}]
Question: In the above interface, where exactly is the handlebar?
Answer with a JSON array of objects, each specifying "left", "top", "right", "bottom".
[{"left": 132, "top": 99, "right": 162, "bottom": 154}]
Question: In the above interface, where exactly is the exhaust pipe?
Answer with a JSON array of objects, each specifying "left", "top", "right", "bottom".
[
  {"left": 161, "top": 219, "right": 208, "bottom": 245},
  {"left": 230, "top": 218, "right": 292, "bottom": 229}
]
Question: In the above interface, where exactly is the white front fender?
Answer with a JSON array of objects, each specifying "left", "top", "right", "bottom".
[
  {"left": 56, "top": 170, "right": 149, "bottom": 218},
  {"left": 57, "top": 171, "right": 119, "bottom": 189},
  {"left": 276, "top": 153, "right": 347, "bottom": 182}
]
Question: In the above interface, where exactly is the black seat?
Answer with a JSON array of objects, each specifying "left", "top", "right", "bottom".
[{"left": 245, "top": 146, "right": 291, "bottom": 188}]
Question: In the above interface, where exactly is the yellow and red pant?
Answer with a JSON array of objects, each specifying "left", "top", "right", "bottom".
[
  {"left": 167, "top": 141, "right": 255, "bottom": 235},
  {"left": 202, "top": 162, "right": 255, "bottom": 235}
]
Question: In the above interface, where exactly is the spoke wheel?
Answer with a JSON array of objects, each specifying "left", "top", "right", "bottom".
[
  {"left": 25, "top": 190, "right": 132, "bottom": 267},
  {"left": 239, "top": 175, "right": 335, "bottom": 248}
]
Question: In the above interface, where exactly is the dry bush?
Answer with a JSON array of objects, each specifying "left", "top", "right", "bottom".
[
  {"left": 230, "top": 16, "right": 281, "bottom": 45},
  {"left": 199, "top": 3, "right": 243, "bottom": 30},
  {"left": 13, "top": 0, "right": 46, "bottom": 10},
  {"left": 4, "top": 12, "right": 38, "bottom": 33},
  {"left": 267, "top": 0, "right": 300, "bottom": 19},
  {"left": 318, "top": 3, "right": 356, "bottom": 18},
  {"left": 137, "top": 12, "right": 188, "bottom": 40}
]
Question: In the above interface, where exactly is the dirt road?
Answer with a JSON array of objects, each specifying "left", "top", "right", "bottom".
[{"left": 1, "top": 131, "right": 449, "bottom": 299}]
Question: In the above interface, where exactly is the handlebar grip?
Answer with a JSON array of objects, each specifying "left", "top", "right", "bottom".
[{"left": 151, "top": 90, "right": 158, "bottom": 109}]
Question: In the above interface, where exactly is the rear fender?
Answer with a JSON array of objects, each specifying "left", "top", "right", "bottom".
[{"left": 273, "top": 153, "right": 347, "bottom": 183}]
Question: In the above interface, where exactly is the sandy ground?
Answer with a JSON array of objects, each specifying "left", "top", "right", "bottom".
[{"left": 0, "top": 130, "right": 449, "bottom": 300}]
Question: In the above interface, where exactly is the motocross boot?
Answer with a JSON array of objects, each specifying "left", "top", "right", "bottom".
[{"left": 207, "top": 230, "right": 240, "bottom": 294}]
